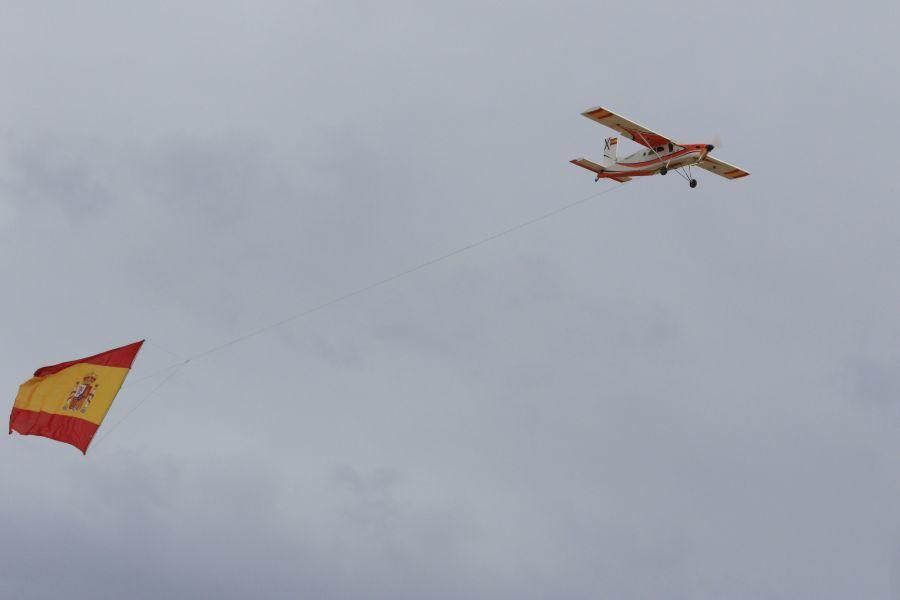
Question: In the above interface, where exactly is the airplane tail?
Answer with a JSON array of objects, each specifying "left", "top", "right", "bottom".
[{"left": 603, "top": 137, "right": 617, "bottom": 164}]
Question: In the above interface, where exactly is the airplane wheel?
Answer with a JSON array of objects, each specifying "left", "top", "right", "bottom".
[
  {"left": 689, "top": 179, "right": 697, "bottom": 188},
  {"left": 660, "top": 166, "right": 668, "bottom": 175}
]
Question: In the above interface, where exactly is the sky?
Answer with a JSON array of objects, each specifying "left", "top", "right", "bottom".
[{"left": 1, "top": 1, "right": 899, "bottom": 598}]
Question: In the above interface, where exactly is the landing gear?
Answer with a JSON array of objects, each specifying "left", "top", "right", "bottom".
[
  {"left": 660, "top": 166, "right": 668, "bottom": 176},
  {"left": 670, "top": 162, "right": 699, "bottom": 188}
]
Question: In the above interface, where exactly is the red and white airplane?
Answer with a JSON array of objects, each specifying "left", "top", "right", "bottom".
[{"left": 571, "top": 106, "right": 749, "bottom": 188}]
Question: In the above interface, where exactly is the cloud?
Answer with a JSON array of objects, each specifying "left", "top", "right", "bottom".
[{"left": 2, "top": 1, "right": 900, "bottom": 598}]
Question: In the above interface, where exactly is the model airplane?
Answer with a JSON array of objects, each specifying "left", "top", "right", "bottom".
[{"left": 571, "top": 106, "right": 749, "bottom": 188}]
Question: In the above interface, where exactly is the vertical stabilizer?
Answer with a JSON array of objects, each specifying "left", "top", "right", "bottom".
[{"left": 603, "top": 137, "right": 618, "bottom": 163}]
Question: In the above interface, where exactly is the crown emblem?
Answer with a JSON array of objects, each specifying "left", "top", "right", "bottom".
[{"left": 62, "top": 373, "right": 99, "bottom": 413}]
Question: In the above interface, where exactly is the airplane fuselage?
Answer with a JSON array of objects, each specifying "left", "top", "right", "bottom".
[{"left": 600, "top": 143, "right": 712, "bottom": 177}]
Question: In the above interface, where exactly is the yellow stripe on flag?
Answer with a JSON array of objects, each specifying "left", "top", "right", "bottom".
[{"left": 14, "top": 363, "right": 131, "bottom": 426}]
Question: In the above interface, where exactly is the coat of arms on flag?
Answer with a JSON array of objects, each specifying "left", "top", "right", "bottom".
[{"left": 63, "top": 373, "right": 99, "bottom": 413}]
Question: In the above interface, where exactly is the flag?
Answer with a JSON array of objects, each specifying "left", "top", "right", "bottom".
[{"left": 9, "top": 340, "right": 144, "bottom": 454}]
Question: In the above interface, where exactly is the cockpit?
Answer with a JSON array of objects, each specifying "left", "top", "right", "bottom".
[{"left": 643, "top": 143, "right": 675, "bottom": 156}]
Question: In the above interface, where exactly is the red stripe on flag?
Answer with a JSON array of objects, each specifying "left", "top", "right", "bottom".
[
  {"left": 9, "top": 408, "right": 101, "bottom": 454},
  {"left": 33, "top": 340, "right": 144, "bottom": 377}
]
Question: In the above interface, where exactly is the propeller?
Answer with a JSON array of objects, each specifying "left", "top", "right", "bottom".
[{"left": 699, "top": 134, "right": 721, "bottom": 161}]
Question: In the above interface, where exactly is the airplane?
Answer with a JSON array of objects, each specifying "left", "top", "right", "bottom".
[{"left": 571, "top": 106, "right": 749, "bottom": 188}]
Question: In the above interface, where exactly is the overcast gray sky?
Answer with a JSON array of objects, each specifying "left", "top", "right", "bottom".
[{"left": 2, "top": 1, "right": 899, "bottom": 598}]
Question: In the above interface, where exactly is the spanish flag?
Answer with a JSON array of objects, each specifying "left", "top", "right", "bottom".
[{"left": 9, "top": 340, "right": 144, "bottom": 454}]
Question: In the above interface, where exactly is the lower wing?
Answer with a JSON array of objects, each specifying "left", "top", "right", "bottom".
[{"left": 697, "top": 155, "right": 749, "bottom": 179}]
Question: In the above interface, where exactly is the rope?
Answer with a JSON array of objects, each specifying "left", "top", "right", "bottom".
[
  {"left": 90, "top": 365, "right": 185, "bottom": 451},
  {"left": 144, "top": 338, "right": 185, "bottom": 362},
  {"left": 106, "top": 182, "right": 629, "bottom": 439}
]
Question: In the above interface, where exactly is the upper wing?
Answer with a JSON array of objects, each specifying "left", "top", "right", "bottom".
[
  {"left": 581, "top": 106, "right": 673, "bottom": 148},
  {"left": 697, "top": 155, "right": 750, "bottom": 180}
]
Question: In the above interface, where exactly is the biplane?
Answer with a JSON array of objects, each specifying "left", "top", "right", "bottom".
[{"left": 571, "top": 106, "right": 749, "bottom": 188}]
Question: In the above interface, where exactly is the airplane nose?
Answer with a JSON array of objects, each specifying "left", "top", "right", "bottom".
[{"left": 706, "top": 144, "right": 715, "bottom": 152}]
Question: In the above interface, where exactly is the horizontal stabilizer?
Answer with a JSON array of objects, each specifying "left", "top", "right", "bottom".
[
  {"left": 570, "top": 158, "right": 606, "bottom": 174},
  {"left": 570, "top": 158, "right": 631, "bottom": 183}
]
